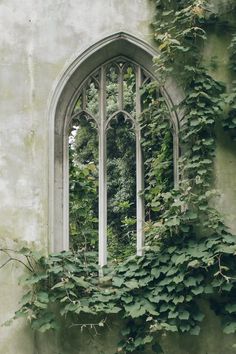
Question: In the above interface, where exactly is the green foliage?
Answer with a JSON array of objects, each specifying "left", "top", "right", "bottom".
[
  {"left": 140, "top": 94, "right": 174, "bottom": 223},
  {"left": 222, "top": 33, "right": 236, "bottom": 140},
  {"left": 69, "top": 69, "right": 138, "bottom": 259},
  {"left": 229, "top": 34, "right": 236, "bottom": 73},
  {"left": 151, "top": 0, "right": 208, "bottom": 84},
  {"left": 10, "top": 230, "right": 236, "bottom": 352},
  {"left": 69, "top": 118, "right": 98, "bottom": 251},
  {"left": 107, "top": 117, "right": 137, "bottom": 261},
  {"left": 3, "top": 0, "right": 236, "bottom": 353},
  {"left": 222, "top": 83, "right": 236, "bottom": 140}
]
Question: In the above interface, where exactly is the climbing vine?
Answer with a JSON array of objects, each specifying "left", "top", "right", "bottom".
[
  {"left": 223, "top": 32, "right": 236, "bottom": 140},
  {"left": 2, "top": 0, "right": 236, "bottom": 353}
]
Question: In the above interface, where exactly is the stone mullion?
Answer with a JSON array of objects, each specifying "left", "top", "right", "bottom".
[
  {"left": 136, "top": 66, "right": 145, "bottom": 256},
  {"left": 118, "top": 64, "right": 124, "bottom": 110},
  {"left": 98, "top": 65, "right": 107, "bottom": 269}
]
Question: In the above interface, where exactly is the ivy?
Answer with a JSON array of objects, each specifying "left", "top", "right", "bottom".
[
  {"left": 222, "top": 33, "right": 236, "bottom": 140},
  {"left": 5, "top": 230, "right": 236, "bottom": 352},
  {"left": 229, "top": 33, "right": 236, "bottom": 73},
  {"left": 2, "top": 0, "right": 236, "bottom": 353}
]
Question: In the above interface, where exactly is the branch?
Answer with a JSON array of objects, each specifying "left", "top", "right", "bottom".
[{"left": 0, "top": 249, "right": 34, "bottom": 272}]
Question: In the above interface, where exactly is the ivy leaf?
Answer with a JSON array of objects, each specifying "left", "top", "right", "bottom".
[
  {"left": 184, "top": 277, "right": 197, "bottom": 287},
  {"left": 143, "top": 335, "right": 153, "bottom": 344},
  {"left": 51, "top": 281, "right": 65, "bottom": 289},
  {"left": 191, "top": 286, "right": 204, "bottom": 295},
  {"left": 125, "top": 280, "right": 139, "bottom": 289},
  {"left": 225, "top": 304, "right": 236, "bottom": 314},
  {"left": 34, "top": 301, "right": 48, "bottom": 309},
  {"left": 166, "top": 267, "right": 178, "bottom": 276},
  {"left": 204, "top": 285, "right": 214, "bottom": 294},
  {"left": 37, "top": 323, "right": 54, "bottom": 333},
  {"left": 175, "top": 254, "right": 188, "bottom": 265},
  {"left": 185, "top": 211, "right": 198, "bottom": 220},
  {"left": 112, "top": 277, "right": 124, "bottom": 287},
  {"left": 165, "top": 216, "right": 180, "bottom": 227},
  {"left": 190, "top": 325, "right": 201, "bottom": 335},
  {"left": 20, "top": 292, "right": 32, "bottom": 305},
  {"left": 179, "top": 311, "right": 190, "bottom": 320},
  {"left": 193, "top": 312, "right": 205, "bottom": 322},
  {"left": 168, "top": 311, "right": 178, "bottom": 319},
  {"left": 187, "top": 260, "right": 200, "bottom": 269},
  {"left": 124, "top": 303, "right": 145, "bottom": 318},
  {"left": 122, "top": 295, "right": 133, "bottom": 304},
  {"left": 72, "top": 276, "right": 91, "bottom": 288},
  {"left": 181, "top": 323, "right": 192, "bottom": 333},
  {"left": 37, "top": 292, "right": 49, "bottom": 303},
  {"left": 181, "top": 225, "right": 190, "bottom": 232},
  {"left": 22, "top": 273, "right": 48, "bottom": 285},
  {"left": 173, "top": 274, "right": 184, "bottom": 284},
  {"left": 223, "top": 323, "right": 236, "bottom": 334},
  {"left": 173, "top": 295, "right": 184, "bottom": 305},
  {"left": 162, "top": 323, "right": 178, "bottom": 332},
  {"left": 107, "top": 306, "right": 121, "bottom": 314},
  {"left": 221, "top": 282, "right": 233, "bottom": 292}
]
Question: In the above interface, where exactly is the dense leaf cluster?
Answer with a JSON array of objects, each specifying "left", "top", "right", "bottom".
[
  {"left": 222, "top": 33, "right": 236, "bottom": 140},
  {"left": 69, "top": 67, "right": 138, "bottom": 259},
  {"left": 11, "top": 231, "right": 236, "bottom": 352},
  {"left": 3, "top": 0, "right": 236, "bottom": 353},
  {"left": 69, "top": 118, "right": 99, "bottom": 251}
]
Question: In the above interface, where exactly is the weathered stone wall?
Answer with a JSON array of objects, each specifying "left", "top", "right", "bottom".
[
  {"left": 0, "top": 1, "right": 154, "bottom": 353},
  {"left": 0, "top": 1, "right": 236, "bottom": 353}
]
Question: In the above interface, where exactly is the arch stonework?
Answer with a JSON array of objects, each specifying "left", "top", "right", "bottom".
[{"left": 48, "top": 32, "right": 184, "bottom": 253}]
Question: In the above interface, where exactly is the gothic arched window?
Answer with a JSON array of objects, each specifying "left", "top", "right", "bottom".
[
  {"left": 66, "top": 56, "right": 178, "bottom": 267},
  {"left": 50, "top": 33, "right": 181, "bottom": 268}
]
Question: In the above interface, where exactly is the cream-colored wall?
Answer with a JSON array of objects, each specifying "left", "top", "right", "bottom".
[
  {"left": 204, "top": 31, "right": 236, "bottom": 234},
  {"left": 0, "top": 1, "right": 236, "bottom": 353},
  {"left": 0, "top": 0, "right": 154, "bottom": 248},
  {"left": 0, "top": 1, "right": 154, "bottom": 353}
]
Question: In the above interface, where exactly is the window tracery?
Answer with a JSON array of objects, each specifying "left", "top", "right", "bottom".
[{"left": 67, "top": 56, "right": 175, "bottom": 267}]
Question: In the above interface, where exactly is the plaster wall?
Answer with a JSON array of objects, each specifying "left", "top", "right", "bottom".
[
  {"left": 204, "top": 30, "right": 236, "bottom": 234},
  {"left": 0, "top": 1, "right": 154, "bottom": 353},
  {"left": 0, "top": 1, "right": 236, "bottom": 354}
]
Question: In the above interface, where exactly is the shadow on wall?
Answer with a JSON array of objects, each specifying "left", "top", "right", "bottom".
[{"left": 35, "top": 303, "right": 236, "bottom": 354}]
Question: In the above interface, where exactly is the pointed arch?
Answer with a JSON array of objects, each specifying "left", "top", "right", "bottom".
[{"left": 48, "top": 32, "right": 183, "bottom": 253}]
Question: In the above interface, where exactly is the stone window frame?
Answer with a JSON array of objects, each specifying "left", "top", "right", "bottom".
[{"left": 48, "top": 32, "right": 183, "bottom": 264}]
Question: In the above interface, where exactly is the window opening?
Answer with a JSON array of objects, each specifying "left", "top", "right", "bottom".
[
  {"left": 140, "top": 84, "right": 174, "bottom": 239},
  {"left": 67, "top": 56, "right": 175, "bottom": 267},
  {"left": 69, "top": 114, "right": 99, "bottom": 252},
  {"left": 107, "top": 114, "right": 136, "bottom": 262}
]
